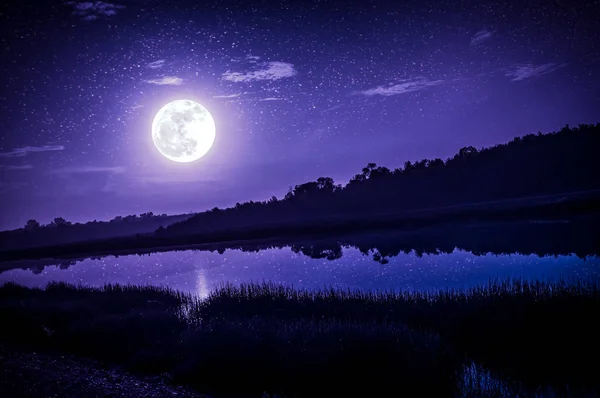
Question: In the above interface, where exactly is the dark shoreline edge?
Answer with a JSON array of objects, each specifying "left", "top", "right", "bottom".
[
  {"left": 1, "top": 195, "right": 599, "bottom": 263},
  {"left": 0, "top": 344, "right": 206, "bottom": 398}
]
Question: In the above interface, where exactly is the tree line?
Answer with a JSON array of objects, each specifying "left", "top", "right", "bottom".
[
  {"left": 22, "top": 212, "right": 169, "bottom": 231},
  {"left": 0, "top": 212, "right": 191, "bottom": 251},
  {"left": 6, "top": 218, "right": 597, "bottom": 275},
  {"left": 164, "top": 123, "right": 600, "bottom": 236},
  {"left": 4, "top": 123, "right": 599, "bottom": 249}
]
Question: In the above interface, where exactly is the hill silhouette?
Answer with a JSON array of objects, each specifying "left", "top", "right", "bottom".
[
  {"left": 0, "top": 212, "right": 192, "bottom": 251},
  {"left": 2, "top": 214, "right": 598, "bottom": 274},
  {"left": 1, "top": 123, "right": 599, "bottom": 262},
  {"left": 163, "top": 123, "right": 600, "bottom": 237}
]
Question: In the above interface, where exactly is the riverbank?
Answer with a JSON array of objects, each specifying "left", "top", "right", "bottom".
[
  {"left": 0, "top": 345, "right": 205, "bottom": 398},
  {"left": 2, "top": 217, "right": 599, "bottom": 276},
  {"left": 1, "top": 278, "right": 598, "bottom": 397},
  {"left": 1, "top": 193, "right": 599, "bottom": 263}
]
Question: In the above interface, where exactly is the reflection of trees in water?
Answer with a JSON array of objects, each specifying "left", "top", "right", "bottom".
[
  {"left": 5, "top": 221, "right": 598, "bottom": 274},
  {"left": 286, "top": 243, "right": 446, "bottom": 265},
  {"left": 291, "top": 243, "right": 343, "bottom": 261},
  {"left": 28, "top": 259, "right": 77, "bottom": 274},
  {"left": 248, "top": 221, "right": 599, "bottom": 264}
]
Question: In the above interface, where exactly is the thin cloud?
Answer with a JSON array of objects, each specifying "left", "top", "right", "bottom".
[
  {"left": 137, "top": 174, "right": 219, "bottom": 184},
  {"left": 213, "top": 94, "right": 287, "bottom": 103},
  {"left": 213, "top": 93, "right": 241, "bottom": 99},
  {"left": 147, "top": 60, "right": 165, "bottom": 69},
  {"left": 222, "top": 61, "right": 297, "bottom": 83},
  {"left": 0, "top": 164, "right": 33, "bottom": 170},
  {"left": 358, "top": 78, "right": 444, "bottom": 96},
  {"left": 66, "top": 1, "right": 125, "bottom": 21},
  {"left": 322, "top": 104, "right": 344, "bottom": 113},
  {"left": 0, "top": 181, "right": 28, "bottom": 193},
  {"left": 505, "top": 63, "right": 566, "bottom": 82},
  {"left": 470, "top": 29, "right": 493, "bottom": 46},
  {"left": 144, "top": 76, "right": 183, "bottom": 86},
  {"left": 231, "top": 55, "right": 261, "bottom": 63},
  {"left": 0, "top": 145, "right": 65, "bottom": 158},
  {"left": 48, "top": 166, "right": 126, "bottom": 175}
]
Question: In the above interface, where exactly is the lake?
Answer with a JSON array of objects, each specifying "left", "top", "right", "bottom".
[{"left": 1, "top": 222, "right": 598, "bottom": 295}]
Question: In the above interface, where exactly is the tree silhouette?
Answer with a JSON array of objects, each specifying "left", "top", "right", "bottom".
[
  {"left": 0, "top": 212, "right": 192, "bottom": 252},
  {"left": 51, "top": 217, "right": 71, "bottom": 227},
  {"left": 4, "top": 123, "right": 600, "bottom": 257},
  {"left": 24, "top": 219, "right": 40, "bottom": 230},
  {"left": 164, "top": 123, "right": 600, "bottom": 238}
]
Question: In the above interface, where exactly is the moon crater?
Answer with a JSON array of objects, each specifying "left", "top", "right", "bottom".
[{"left": 151, "top": 99, "right": 216, "bottom": 162}]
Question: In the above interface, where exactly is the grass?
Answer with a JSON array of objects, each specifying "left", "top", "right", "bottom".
[{"left": 0, "top": 278, "right": 599, "bottom": 397}]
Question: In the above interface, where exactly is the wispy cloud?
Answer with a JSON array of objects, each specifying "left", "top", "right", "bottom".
[
  {"left": 45, "top": 166, "right": 126, "bottom": 196},
  {"left": 222, "top": 61, "right": 297, "bottom": 83},
  {"left": 213, "top": 93, "right": 241, "bottom": 99},
  {"left": 212, "top": 93, "right": 287, "bottom": 103},
  {"left": 144, "top": 76, "right": 183, "bottom": 86},
  {"left": 470, "top": 29, "right": 493, "bottom": 46},
  {"left": 66, "top": 1, "right": 125, "bottom": 21},
  {"left": 48, "top": 166, "right": 126, "bottom": 175},
  {"left": 0, "top": 181, "right": 28, "bottom": 193},
  {"left": 147, "top": 59, "right": 165, "bottom": 69},
  {"left": 231, "top": 55, "right": 261, "bottom": 64},
  {"left": 0, "top": 145, "right": 65, "bottom": 158},
  {"left": 136, "top": 174, "right": 218, "bottom": 184},
  {"left": 358, "top": 78, "right": 444, "bottom": 96},
  {"left": 505, "top": 63, "right": 566, "bottom": 82},
  {"left": 322, "top": 104, "right": 344, "bottom": 113},
  {"left": 0, "top": 164, "right": 33, "bottom": 170}
]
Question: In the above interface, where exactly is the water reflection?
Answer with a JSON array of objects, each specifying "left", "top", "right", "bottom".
[
  {"left": 0, "top": 221, "right": 598, "bottom": 294},
  {"left": 0, "top": 248, "right": 597, "bottom": 294}
]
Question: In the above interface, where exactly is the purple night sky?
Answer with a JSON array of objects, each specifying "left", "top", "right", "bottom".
[{"left": 1, "top": 0, "right": 599, "bottom": 230}]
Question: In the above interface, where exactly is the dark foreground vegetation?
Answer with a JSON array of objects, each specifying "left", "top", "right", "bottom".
[
  {"left": 1, "top": 279, "right": 599, "bottom": 397},
  {"left": 0, "top": 345, "right": 203, "bottom": 398}
]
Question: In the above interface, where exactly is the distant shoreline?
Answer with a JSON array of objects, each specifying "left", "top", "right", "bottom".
[
  {"left": 1, "top": 193, "right": 599, "bottom": 264},
  {"left": 3, "top": 123, "right": 599, "bottom": 264}
]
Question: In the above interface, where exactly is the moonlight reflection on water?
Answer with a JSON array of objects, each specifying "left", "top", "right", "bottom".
[{"left": 0, "top": 246, "right": 597, "bottom": 294}]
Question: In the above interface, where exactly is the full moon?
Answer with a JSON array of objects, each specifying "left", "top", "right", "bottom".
[{"left": 151, "top": 99, "right": 216, "bottom": 163}]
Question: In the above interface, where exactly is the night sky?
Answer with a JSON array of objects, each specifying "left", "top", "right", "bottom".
[{"left": 1, "top": 0, "right": 599, "bottom": 230}]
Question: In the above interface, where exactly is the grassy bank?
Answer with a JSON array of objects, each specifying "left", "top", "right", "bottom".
[{"left": 1, "top": 279, "right": 599, "bottom": 397}]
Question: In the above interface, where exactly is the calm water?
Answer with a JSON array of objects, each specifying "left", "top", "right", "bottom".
[{"left": 1, "top": 244, "right": 598, "bottom": 296}]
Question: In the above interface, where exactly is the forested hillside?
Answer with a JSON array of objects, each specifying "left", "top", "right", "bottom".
[
  {"left": 164, "top": 123, "right": 600, "bottom": 236},
  {"left": 0, "top": 213, "right": 192, "bottom": 250}
]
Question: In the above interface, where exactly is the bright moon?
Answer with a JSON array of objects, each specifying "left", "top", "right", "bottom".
[{"left": 151, "top": 99, "right": 216, "bottom": 163}]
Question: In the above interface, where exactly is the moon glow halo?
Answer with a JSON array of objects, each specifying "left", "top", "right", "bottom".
[{"left": 151, "top": 99, "right": 216, "bottom": 163}]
